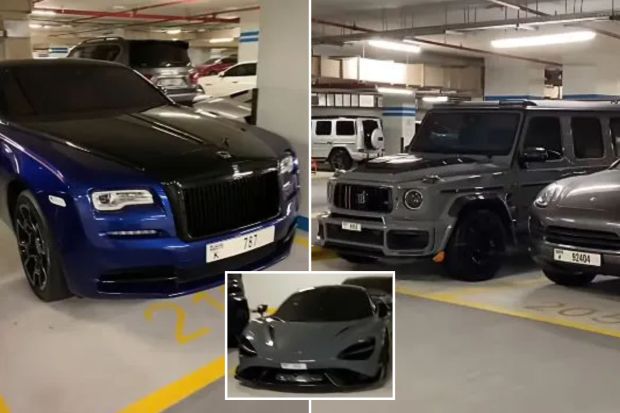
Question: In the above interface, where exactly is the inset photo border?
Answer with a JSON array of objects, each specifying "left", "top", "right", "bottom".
[{"left": 225, "top": 271, "right": 395, "bottom": 401}]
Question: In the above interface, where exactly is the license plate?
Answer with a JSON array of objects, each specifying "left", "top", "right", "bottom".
[
  {"left": 553, "top": 248, "right": 601, "bottom": 267},
  {"left": 341, "top": 221, "right": 362, "bottom": 232},
  {"left": 206, "top": 226, "right": 275, "bottom": 263},
  {"left": 157, "top": 78, "right": 185, "bottom": 87},
  {"left": 281, "top": 363, "right": 307, "bottom": 370}
]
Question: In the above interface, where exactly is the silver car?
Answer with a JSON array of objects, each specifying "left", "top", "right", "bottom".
[{"left": 317, "top": 100, "right": 620, "bottom": 281}]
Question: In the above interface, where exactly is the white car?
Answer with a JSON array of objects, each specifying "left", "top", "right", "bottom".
[{"left": 198, "top": 61, "right": 257, "bottom": 98}]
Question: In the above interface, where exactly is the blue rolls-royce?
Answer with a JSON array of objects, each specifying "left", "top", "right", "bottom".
[{"left": 0, "top": 59, "right": 299, "bottom": 301}]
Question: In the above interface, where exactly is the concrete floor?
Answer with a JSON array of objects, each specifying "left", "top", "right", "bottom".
[
  {"left": 0, "top": 221, "right": 309, "bottom": 413},
  {"left": 312, "top": 172, "right": 620, "bottom": 411}
]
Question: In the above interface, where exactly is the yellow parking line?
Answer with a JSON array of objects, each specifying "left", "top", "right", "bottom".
[
  {"left": 117, "top": 356, "right": 225, "bottom": 413},
  {"left": 294, "top": 235, "right": 309, "bottom": 249},
  {"left": 0, "top": 396, "right": 10, "bottom": 413},
  {"left": 311, "top": 245, "right": 338, "bottom": 261},
  {"left": 193, "top": 291, "right": 225, "bottom": 313},
  {"left": 397, "top": 286, "right": 620, "bottom": 340}
]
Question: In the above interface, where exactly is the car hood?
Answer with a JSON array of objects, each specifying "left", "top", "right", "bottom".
[
  {"left": 346, "top": 153, "right": 505, "bottom": 184},
  {"left": 245, "top": 317, "right": 381, "bottom": 360},
  {"left": 555, "top": 169, "right": 620, "bottom": 215},
  {"left": 15, "top": 105, "right": 285, "bottom": 181}
]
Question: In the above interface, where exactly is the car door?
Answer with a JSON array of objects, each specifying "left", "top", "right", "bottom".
[
  {"left": 569, "top": 114, "right": 614, "bottom": 175},
  {"left": 217, "top": 63, "right": 256, "bottom": 97},
  {"left": 514, "top": 113, "right": 573, "bottom": 232},
  {"left": 312, "top": 119, "right": 333, "bottom": 159}
]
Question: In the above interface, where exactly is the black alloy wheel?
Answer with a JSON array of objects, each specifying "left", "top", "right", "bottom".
[{"left": 329, "top": 149, "right": 353, "bottom": 171}]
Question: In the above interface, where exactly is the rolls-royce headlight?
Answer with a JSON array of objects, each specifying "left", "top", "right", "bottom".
[
  {"left": 279, "top": 153, "right": 296, "bottom": 175},
  {"left": 404, "top": 189, "right": 423, "bottom": 210},
  {"left": 92, "top": 190, "right": 154, "bottom": 211},
  {"left": 534, "top": 183, "right": 562, "bottom": 208}
]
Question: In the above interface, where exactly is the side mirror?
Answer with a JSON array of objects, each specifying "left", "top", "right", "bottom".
[
  {"left": 520, "top": 147, "right": 548, "bottom": 165},
  {"left": 376, "top": 301, "right": 389, "bottom": 318},
  {"left": 254, "top": 304, "right": 268, "bottom": 316}
]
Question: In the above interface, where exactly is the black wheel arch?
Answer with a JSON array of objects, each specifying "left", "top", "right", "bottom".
[
  {"left": 4, "top": 178, "right": 28, "bottom": 229},
  {"left": 448, "top": 194, "right": 516, "bottom": 245}
]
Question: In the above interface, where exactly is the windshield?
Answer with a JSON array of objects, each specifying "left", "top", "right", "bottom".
[
  {"left": 129, "top": 41, "right": 191, "bottom": 68},
  {"left": 274, "top": 287, "right": 373, "bottom": 322},
  {"left": 410, "top": 111, "right": 520, "bottom": 156},
  {"left": 343, "top": 277, "right": 392, "bottom": 295},
  {"left": 0, "top": 63, "right": 169, "bottom": 120}
]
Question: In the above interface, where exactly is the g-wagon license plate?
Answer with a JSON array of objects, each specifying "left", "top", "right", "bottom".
[
  {"left": 206, "top": 226, "right": 275, "bottom": 263},
  {"left": 553, "top": 248, "right": 601, "bottom": 267},
  {"left": 342, "top": 221, "right": 362, "bottom": 232}
]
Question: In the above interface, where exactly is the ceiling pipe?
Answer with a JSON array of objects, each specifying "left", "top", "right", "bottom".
[
  {"left": 34, "top": 7, "right": 223, "bottom": 23},
  {"left": 312, "top": 18, "right": 562, "bottom": 67}
]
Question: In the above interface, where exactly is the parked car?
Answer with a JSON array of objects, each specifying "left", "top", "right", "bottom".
[
  {"left": 68, "top": 37, "right": 202, "bottom": 105},
  {"left": 193, "top": 93, "right": 252, "bottom": 123},
  {"left": 0, "top": 59, "right": 299, "bottom": 302},
  {"left": 316, "top": 100, "right": 620, "bottom": 281},
  {"left": 198, "top": 61, "right": 257, "bottom": 98},
  {"left": 235, "top": 285, "right": 391, "bottom": 390},
  {"left": 192, "top": 55, "right": 237, "bottom": 82},
  {"left": 530, "top": 160, "right": 620, "bottom": 286},
  {"left": 312, "top": 116, "right": 384, "bottom": 170},
  {"left": 342, "top": 276, "right": 393, "bottom": 312},
  {"left": 228, "top": 274, "right": 250, "bottom": 347}
]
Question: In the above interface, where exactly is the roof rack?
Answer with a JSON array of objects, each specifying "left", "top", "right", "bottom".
[{"left": 82, "top": 36, "right": 125, "bottom": 43}]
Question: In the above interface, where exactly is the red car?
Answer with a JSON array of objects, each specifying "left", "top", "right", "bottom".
[{"left": 192, "top": 55, "right": 237, "bottom": 82}]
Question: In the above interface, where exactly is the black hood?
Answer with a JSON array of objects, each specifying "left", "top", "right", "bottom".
[
  {"left": 355, "top": 153, "right": 478, "bottom": 173},
  {"left": 15, "top": 105, "right": 285, "bottom": 181}
]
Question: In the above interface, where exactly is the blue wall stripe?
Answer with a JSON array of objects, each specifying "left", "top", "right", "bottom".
[
  {"left": 383, "top": 106, "right": 417, "bottom": 110},
  {"left": 239, "top": 38, "right": 259, "bottom": 43},
  {"left": 240, "top": 30, "right": 260, "bottom": 37},
  {"left": 297, "top": 216, "right": 309, "bottom": 232},
  {"left": 383, "top": 110, "right": 417, "bottom": 113},
  {"left": 383, "top": 113, "right": 417, "bottom": 117}
]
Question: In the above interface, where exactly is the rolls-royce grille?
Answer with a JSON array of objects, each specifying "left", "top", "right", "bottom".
[
  {"left": 544, "top": 225, "right": 620, "bottom": 251},
  {"left": 177, "top": 171, "right": 280, "bottom": 240},
  {"left": 333, "top": 184, "right": 392, "bottom": 213}
]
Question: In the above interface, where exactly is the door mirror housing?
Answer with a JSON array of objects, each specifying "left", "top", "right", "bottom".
[
  {"left": 254, "top": 304, "right": 268, "bottom": 316},
  {"left": 520, "top": 147, "right": 549, "bottom": 165},
  {"left": 376, "top": 301, "right": 389, "bottom": 318}
]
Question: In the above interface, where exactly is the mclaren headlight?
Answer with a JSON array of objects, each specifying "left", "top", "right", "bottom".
[
  {"left": 279, "top": 152, "right": 297, "bottom": 175},
  {"left": 92, "top": 190, "right": 154, "bottom": 212},
  {"left": 403, "top": 189, "right": 423, "bottom": 210},
  {"left": 239, "top": 336, "right": 257, "bottom": 357},
  {"left": 338, "top": 337, "right": 376, "bottom": 360},
  {"left": 534, "top": 183, "right": 562, "bottom": 208}
]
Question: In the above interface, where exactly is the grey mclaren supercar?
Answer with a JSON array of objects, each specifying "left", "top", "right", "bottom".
[{"left": 235, "top": 285, "right": 391, "bottom": 391}]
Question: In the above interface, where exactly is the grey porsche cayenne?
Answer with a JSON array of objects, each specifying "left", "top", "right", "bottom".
[
  {"left": 235, "top": 285, "right": 391, "bottom": 391},
  {"left": 530, "top": 161, "right": 620, "bottom": 286}
]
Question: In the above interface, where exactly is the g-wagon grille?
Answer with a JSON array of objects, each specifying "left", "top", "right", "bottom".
[
  {"left": 170, "top": 171, "right": 280, "bottom": 240},
  {"left": 333, "top": 184, "right": 392, "bottom": 213},
  {"left": 544, "top": 226, "right": 620, "bottom": 251}
]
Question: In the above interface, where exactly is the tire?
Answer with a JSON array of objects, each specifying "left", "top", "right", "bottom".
[
  {"left": 338, "top": 253, "right": 378, "bottom": 264},
  {"left": 13, "top": 191, "right": 71, "bottom": 302},
  {"left": 328, "top": 149, "right": 353, "bottom": 171},
  {"left": 543, "top": 269, "right": 596, "bottom": 287},
  {"left": 445, "top": 209, "right": 506, "bottom": 282},
  {"left": 376, "top": 331, "right": 390, "bottom": 381}
]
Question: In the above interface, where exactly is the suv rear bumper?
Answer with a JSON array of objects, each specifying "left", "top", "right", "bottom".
[{"left": 316, "top": 211, "right": 453, "bottom": 259}]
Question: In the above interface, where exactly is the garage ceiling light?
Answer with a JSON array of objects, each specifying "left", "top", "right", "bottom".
[
  {"left": 166, "top": 28, "right": 182, "bottom": 35},
  {"left": 369, "top": 39, "right": 421, "bottom": 54},
  {"left": 377, "top": 87, "right": 415, "bottom": 96},
  {"left": 423, "top": 96, "right": 449, "bottom": 103},
  {"left": 491, "top": 30, "right": 596, "bottom": 48},
  {"left": 32, "top": 9, "right": 56, "bottom": 16},
  {"left": 209, "top": 37, "right": 234, "bottom": 44},
  {"left": 29, "top": 23, "right": 43, "bottom": 29}
]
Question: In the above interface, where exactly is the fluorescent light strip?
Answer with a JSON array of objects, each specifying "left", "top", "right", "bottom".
[
  {"left": 209, "top": 37, "right": 234, "bottom": 44},
  {"left": 423, "top": 96, "right": 449, "bottom": 103},
  {"left": 368, "top": 39, "right": 421, "bottom": 54},
  {"left": 377, "top": 87, "right": 415, "bottom": 96},
  {"left": 491, "top": 30, "right": 596, "bottom": 49}
]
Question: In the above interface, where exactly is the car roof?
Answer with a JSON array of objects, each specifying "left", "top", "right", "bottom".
[
  {"left": 0, "top": 58, "right": 124, "bottom": 69},
  {"left": 435, "top": 99, "right": 620, "bottom": 111}
]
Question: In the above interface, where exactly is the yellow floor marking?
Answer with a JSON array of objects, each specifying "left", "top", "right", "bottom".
[
  {"left": 397, "top": 286, "right": 620, "bottom": 340},
  {"left": 117, "top": 356, "right": 225, "bottom": 413},
  {"left": 193, "top": 291, "right": 225, "bottom": 313},
  {"left": 0, "top": 396, "right": 10, "bottom": 413},
  {"left": 420, "top": 277, "right": 549, "bottom": 300},
  {"left": 144, "top": 302, "right": 211, "bottom": 345},
  {"left": 294, "top": 235, "right": 309, "bottom": 249},
  {"left": 311, "top": 245, "right": 338, "bottom": 261}
]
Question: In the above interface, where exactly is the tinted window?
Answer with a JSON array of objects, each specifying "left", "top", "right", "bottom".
[
  {"left": 362, "top": 119, "right": 380, "bottom": 139},
  {"left": 343, "top": 277, "right": 392, "bottom": 295},
  {"left": 610, "top": 118, "right": 620, "bottom": 152},
  {"left": 315, "top": 120, "right": 332, "bottom": 135},
  {"left": 274, "top": 287, "right": 373, "bottom": 322},
  {"left": 411, "top": 111, "right": 519, "bottom": 155},
  {"left": 222, "top": 57, "right": 237, "bottom": 64},
  {"left": 523, "top": 116, "right": 563, "bottom": 160},
  {"left": 129, "top": 41, "right": 190, "bottom": 68},
  {"left": 0, "top": 63, "right": 168, "bottom": 120},
  {"left": 224, "top": 63, "right": 256, "bottom": 77},
  {"left": 572, "top": 117, "right": 604, "bottom": 159},
  {"left": 71, "top": 44, "right": 120, "bottom": 61},
  {"left": 336, "top": 120, "right": 355, "bottom": 135}
]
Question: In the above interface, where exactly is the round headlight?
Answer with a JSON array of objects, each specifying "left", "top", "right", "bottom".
[
  {"left": 279, "top": 153, "right": 296, "bottom": 175},
  {"left": 404, "top": 190, "right": 423, "bottom": 210},
  {"left": 534, "top": 183, "right": 562, "bottom": 208}
]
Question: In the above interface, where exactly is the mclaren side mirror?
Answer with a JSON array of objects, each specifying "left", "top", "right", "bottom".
[
  {"left": 519, "top": 147, "right": 549, "bottom": 166},
  {"left": 376, "top": 301, "right": 389, "bottom": 318},
  {"left": 254, "top": 304, "right": 268, "bottom": 316}
]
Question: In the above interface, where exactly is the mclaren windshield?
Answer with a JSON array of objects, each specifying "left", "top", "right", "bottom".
[
  {"left": 410, "top": 111, "right": 520, "bottom": 156},
  {"left": 274, "top": 286, "right": 373, "bottom": 322}
]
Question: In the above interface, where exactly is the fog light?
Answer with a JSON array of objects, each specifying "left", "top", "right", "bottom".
[{"left": 106, "top": 230, "right": 159, "bottom": 237}]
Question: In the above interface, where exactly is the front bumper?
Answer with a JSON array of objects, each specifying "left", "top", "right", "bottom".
[
  {"left": 61, "top": 212, "right": 297, "bottom": 298},
  {"left": 316, "top": 211, "right": 452, "bottom": 260}
]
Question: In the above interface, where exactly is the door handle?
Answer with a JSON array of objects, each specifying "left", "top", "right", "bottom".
[{"left": 561, "top": 170, "right": 588, "bottom": 178}]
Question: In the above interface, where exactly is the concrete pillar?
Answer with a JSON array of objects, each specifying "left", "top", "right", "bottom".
[
  {"left": 256, "top": 0, "right": 309, "bottom": 232},
  {"left": 0, "top": 0, "right": 32, "bottom": 60},
  {"left": 382, "top": 95, "right": 417, "bottom": 154},
  {"left": 238, "top": 9, "right": 260, "bottom": 62},
  {"left": 563, "top": 55, "right": 620, "bottom": 100},
  {"left": 484, "top": 56, "right": 545, "bottom": 100}
]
